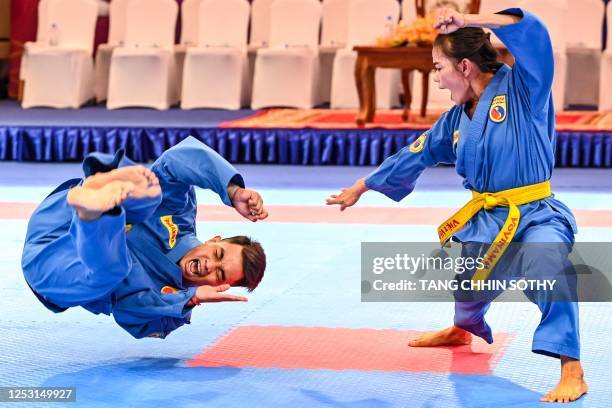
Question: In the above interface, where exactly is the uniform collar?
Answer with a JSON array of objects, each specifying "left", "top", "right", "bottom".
[
  {"left": 468, "top": 65, "right": 510, "bottom": 129},
  {"left": 461, "top": 65, "right": 510, "bottom": 185},
  {"left": 166, "top": 234, "right": 203, "bottom": 264}
]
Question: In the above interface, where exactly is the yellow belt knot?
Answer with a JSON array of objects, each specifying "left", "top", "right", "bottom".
[
  {"left": 436, "top": 181, "right": 552, "bottom": 284},
  {"left": 483, "top": 194, "right": 499, "bottom": 210}
]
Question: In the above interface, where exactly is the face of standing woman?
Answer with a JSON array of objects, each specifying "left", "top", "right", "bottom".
[{"left": 432, "top": 46, "right": 475, "bottom": 105}]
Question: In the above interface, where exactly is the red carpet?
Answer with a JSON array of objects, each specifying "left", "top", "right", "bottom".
[
  {"left": 220, "top": 109, "right": 612, "bottom": 132},
  {"left": 187, "top": 326, "right": 511, "bottom": 375}
]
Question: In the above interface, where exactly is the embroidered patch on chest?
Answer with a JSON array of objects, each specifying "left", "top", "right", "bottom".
[
  {"left": 160, "top": 215, "right": 179, "bottom": 248},
  {"left": 489, "top": 95, "right": 507, "bottom": 123},
  {"left": 409, "top": 132, "right": 427, "bottom": 153},
  {"left": 161, "top": 286, "right": 178, "bottom": 294}
]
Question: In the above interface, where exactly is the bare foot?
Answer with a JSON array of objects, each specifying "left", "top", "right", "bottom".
[
  {"left": 83, "top": 165, "right": 161, "bottom": 199},
  {"left": 541, "top": 357, "right": 588, "bottom": 403},
  {"left": 67, "top": 181, "right": 135, "bottom": 221},
  {"left": 408, "top": 326, "right": 473, "bottom": 347}
]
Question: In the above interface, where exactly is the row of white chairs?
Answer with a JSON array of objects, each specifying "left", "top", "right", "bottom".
[
  {"left": 20, "top": 0, "right": 612, "bottom": 111},
  {"left": 21, "top": 0, "right": 405, "bottom": 110}
]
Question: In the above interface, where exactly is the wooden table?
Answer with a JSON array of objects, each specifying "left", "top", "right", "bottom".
[
  {"left": 354, "top": 45, "right": 434, "bottom": 126},
  {"left": 353, "top": 45, "right": 514, "bottom": 126}
]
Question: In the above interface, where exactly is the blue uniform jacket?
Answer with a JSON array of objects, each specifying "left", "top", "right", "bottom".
[{"left": 26, "top": 137, "right": 244, "bottom": 339}]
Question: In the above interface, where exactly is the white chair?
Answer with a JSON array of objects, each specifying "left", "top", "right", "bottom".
[
  {"left": 181, "top": 0, "right": 250, "bottom": 109},
  {"left": 249, "top": 0, "right": 274, "bottom": 49},
  {"left": 251, "top": 0, "right": 323, "bottom": 109},
  {"left": 21, "top": 0, "right": 98, "bottom": 108},
  {"left": 107, "top": 0, "right": 179, "bottom": 110},
  {"left": 520, "top": 0, "right": 568, "bottom": 112},
  {"left": 20, "top": 0, "right": 51, "bottom": 74},
  {"left": 179, "top": 0, "right": 202, "bottom": 47},
  {"left": 330, "top": 0, "right": 401, "bottom": 109},
  {"left": 319, "top": 0, "right": 352, "bottom": 104},
  {"left": 564, "top": 0, "right": 604, "bottom": 107},
  {"left": 246, "top": 0, "right": 275, "bottom": 106},
  {"left": 35, "top": 0, "right": 51, "bottom": 45},
  {"left": 321, "top": 0, "right": 350, "bottom": 48},
  {"left": 565, "top": 0, "right": 604, "bottom": 51},
  {"left": 175, "top": 0, "right": 203, "bottom": 101},
  {"left": 600, "top": 0, "right": 612, "bottom": 110},
  {"left": 94, "top": 0, "right": 129, "bottom": 102}
]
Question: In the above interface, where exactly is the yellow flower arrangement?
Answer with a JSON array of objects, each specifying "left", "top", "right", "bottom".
[{"left": 376, "top": 14, "right": 437, "bottom": 48}]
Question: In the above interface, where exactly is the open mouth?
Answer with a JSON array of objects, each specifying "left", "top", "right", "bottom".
[{"left": 186, "top": 259, "right": 204, "bottom": 277}]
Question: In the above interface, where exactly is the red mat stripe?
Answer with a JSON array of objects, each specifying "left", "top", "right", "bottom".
[
  {"left": 2, "top": 202, "right": 611, "bottom": 227},
  {"left": 187, "top": 326, "right": 511, "bottom": 375}
]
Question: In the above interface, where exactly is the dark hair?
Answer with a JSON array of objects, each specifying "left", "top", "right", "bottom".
[
  {"left": 222, "top": 236, "right": 266, "bottom": 292},
  {"left": 434, "top": 27, "right": 503, "bottom": 74}
]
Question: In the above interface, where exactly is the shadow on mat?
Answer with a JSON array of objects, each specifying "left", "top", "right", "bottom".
[
  {"left": 300, "top": 389, "right": 391, "bottom": 407},
  {"left": 42, "top": 357, "right": 241, "bottom": 406}
]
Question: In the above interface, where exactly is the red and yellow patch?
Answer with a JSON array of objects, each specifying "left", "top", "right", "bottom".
[
  {"left": 160, "top": 215, "right": 178, "bottom": 248},
  {"left": 489, "top": 95, "right": 507, "bottom": 123},
  {"left": 409, "top": 132, "right": 427, "bottom": 153},
  {"left": 161, "top": 286, "right": 179, "bottom": 294}
]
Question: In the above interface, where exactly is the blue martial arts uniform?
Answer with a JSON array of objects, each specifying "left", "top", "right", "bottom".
[
  {"left": 365, "top": 9, "right": 580, "bottom": 359},
  {"left": 22, "top": 137, "right": 245, "bottom": 339}
]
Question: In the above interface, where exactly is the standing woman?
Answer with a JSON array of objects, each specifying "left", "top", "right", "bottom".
[{"left": 326, "top": 7, "right": 587, "bottom": 403}]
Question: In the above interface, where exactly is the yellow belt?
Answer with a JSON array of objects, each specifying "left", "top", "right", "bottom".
[{"left": 437, "top": 181, "right": 552, "bottom": 282}]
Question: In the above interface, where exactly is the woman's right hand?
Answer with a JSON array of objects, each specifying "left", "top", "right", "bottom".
[
  {"left": 325, "top": 178, "right": 369, "bottom": 211},
  {"left": 433, "top": 7, "right": 466, "bottom": 34}
]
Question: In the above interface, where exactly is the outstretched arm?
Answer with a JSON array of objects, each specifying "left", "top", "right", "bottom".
[
  {"left": 152, "top": 136, "right": 244, "bottom": 205},
  {"left": 326, "top": 108, "right": 461, "bottom": 210},
  {"left": 152, "top": 136, "right": 267, "bottom": 222},
  {"left": 113, "top": 284, "right": 248, "bottom": 339}
]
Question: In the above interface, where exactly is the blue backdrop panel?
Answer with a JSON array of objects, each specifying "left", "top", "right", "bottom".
[{"left": 0, "top": 126, "right": 611, "bottom": 167}]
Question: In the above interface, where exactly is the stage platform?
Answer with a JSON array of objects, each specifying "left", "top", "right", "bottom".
[{"left": 0, "top": 100, "right": 610, "bottom": 167}]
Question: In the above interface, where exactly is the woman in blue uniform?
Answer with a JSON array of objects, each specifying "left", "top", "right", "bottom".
[
  {"left": 22, "top": 137, "right": 267, "bottom": 339},
  {"left": 326, "top": 7, "right": 587, "bottom": 403}
]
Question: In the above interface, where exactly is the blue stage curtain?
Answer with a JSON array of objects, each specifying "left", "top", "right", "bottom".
[{"left": 0, "top": 126, "right": 610, "bottom": 168}]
